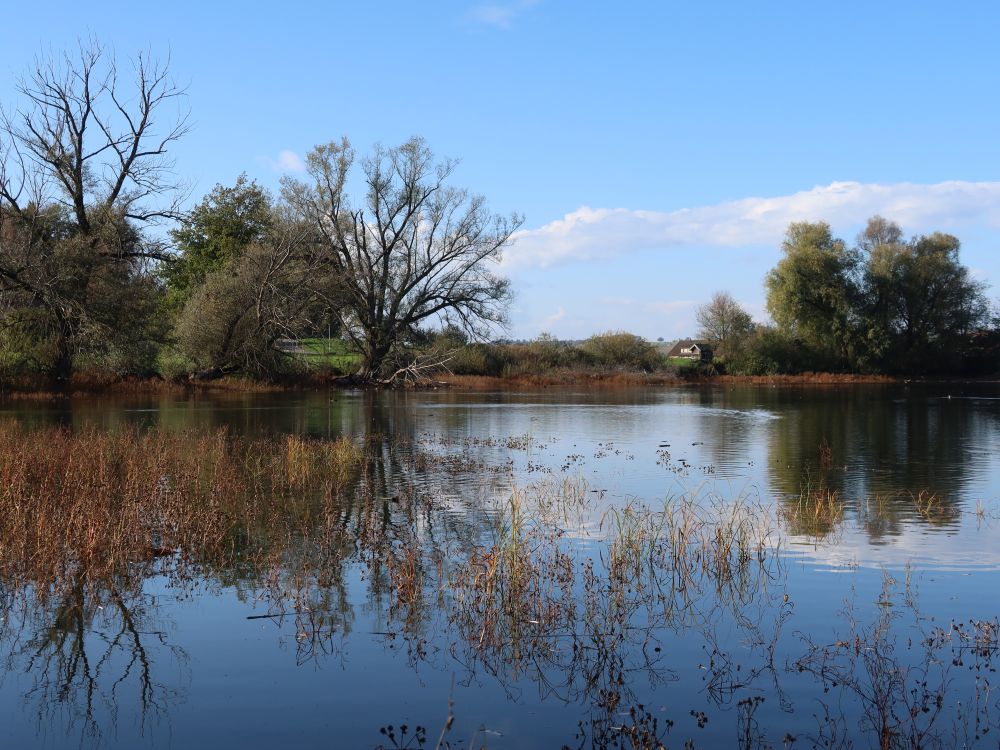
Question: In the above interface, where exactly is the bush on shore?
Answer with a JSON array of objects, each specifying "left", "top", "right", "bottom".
[{"left": 429, "top": 331, "right": 672, "bottom": 378}]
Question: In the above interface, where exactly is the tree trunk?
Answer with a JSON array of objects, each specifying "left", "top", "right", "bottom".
[
  {"left": 50, "top": 315, "right": 74, "bottom": 385},
  {"left": 358, "top": 338, "right": 391, "bottom": 382}
]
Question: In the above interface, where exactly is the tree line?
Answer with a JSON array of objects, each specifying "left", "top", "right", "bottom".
[
  {"left": 0, "top": 43, "right": 995, "bottom": 387},
  {"left": 0, "top": 43, "right": 519, "bottom": 385},
  {"left": 696, "top": 217, "right": 995, "bottom": 375}
]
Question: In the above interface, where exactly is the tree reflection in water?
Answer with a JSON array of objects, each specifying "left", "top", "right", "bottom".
[{"left": 1, "top": 577, "right": 186, "bottom": 744}]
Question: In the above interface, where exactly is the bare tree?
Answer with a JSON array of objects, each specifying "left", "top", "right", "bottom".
[
  {"left": 0, "top": 40, "right": 189, "bottom": 232},
  {"left": 0, "top": 40, "right": 189, "bottom": 380},
  {"left": 283, "top": 137, "right": 521, "bottom": 381},
  {"left": 695, "top": 291, "right": 756, "bottom": 358}
]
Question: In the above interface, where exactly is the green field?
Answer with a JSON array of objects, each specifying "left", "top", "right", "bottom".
[
  {"left": 666, "top": 356, "right": 698, "bottom": 368},
  {"left": 295, "top": 338, "right": 362, "bottom": 372}
]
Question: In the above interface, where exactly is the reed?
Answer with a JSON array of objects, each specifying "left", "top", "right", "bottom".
[
  {"left": 448, "top": 480, "right": 783, "bottom": 690},
  {"left": 779, "top": 484, "right": 845, "bottom": 537},
  {"left": 0, "top": 424, "right": 366, "bottom": 600},
  {"left": 450, "top": 487, "right": 577, "bottom": 665},
  {"left": 604, "top": 490, "right": 779, "bottom": 601}
]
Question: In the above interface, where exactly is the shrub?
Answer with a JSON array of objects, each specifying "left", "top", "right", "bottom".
[
  {"left": 729, "top": 327, "right": 844, "bottom": 375},
  {"left": 580, "top": 331, "right": 661, "bottom": 370},
  {"left": 446, "top": 343, "right": 506, "bottom": 376},
  {"left": 523, "top": 333, "right": 584, "bottom": 369},
  {"left": 174, "top": 249, "right": 297, "bottom": 377},
  {"left": 726, "top": 353, "right": 779, "bottom": 376},
  {"left": 156, "top": 348, "right": 197, "bottom": 382}
]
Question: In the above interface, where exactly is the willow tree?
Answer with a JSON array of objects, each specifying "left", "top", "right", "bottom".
[
  {"left": 765, "top": 217, "right": 989, "bottom": 374},
  {"left": 284, "top": 137, "right": 521, "bottom": 381},
  {"left": 765, "top": 221, "right": 861, "bottom": 368},
  {"left": 855, "top": 216, "right": 988, "bottom": 372}
]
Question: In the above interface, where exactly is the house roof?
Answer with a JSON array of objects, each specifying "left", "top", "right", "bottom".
[{"left": 666, "top": 339, "right": 714, "bottom": 357}]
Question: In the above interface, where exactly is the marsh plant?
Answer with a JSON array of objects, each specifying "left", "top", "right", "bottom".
[
  {"left": 444, "top": 482, "right": 786, "bottom": 742},
  {"left": 794, "top": 573, "right": 1000, "bottom": 749},
  {"left": 0, "top": 424, "right": 365, "bottom": 599}
]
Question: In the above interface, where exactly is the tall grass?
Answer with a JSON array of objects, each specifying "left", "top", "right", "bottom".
[
  {"left": 448, "top": 482, "right": 783, "bottom": 681},
  {"left": 603, "top": 490, "right": 780, "bottom": 613},
  {"left": 0, "top": 424, "right": 364, "bottom": 599},
  {"left": 450, "top": 488, "right": 577, "bottom": 663}
]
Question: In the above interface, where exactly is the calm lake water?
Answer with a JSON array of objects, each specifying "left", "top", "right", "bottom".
[{"left": 2, "top": 383, "right": 1000, "bottom": 748}]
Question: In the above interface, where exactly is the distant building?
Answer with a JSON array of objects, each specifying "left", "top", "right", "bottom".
[{"left": 667, "top": 339, "right": 714, "bottom": 361}]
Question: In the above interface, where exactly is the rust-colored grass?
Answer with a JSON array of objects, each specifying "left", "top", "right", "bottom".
[
  {"left": 440, "top": 370, "right": 687, "bottom": 389},
  {"left": 779, "top": 486, "right": 845, "bottom": 537},
  {"left": 0, "top": 424, "right": 365, "bottom": 600},
  {"left": 714, "top": 373, "right": 900, "bottom": 385},
  {"left": 0, "top": 369, "right": 354, "bottom": 398}
]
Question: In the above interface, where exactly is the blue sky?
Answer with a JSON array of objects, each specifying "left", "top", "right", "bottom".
[{"left": 2, "top": 1, "right": 999, "bottom": 340}]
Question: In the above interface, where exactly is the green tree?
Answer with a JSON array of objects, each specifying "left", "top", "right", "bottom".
[
  {"left": 765, "top": 222, "right": 860, "bottom": 368},
  {"left": 854, "top": 216, "right": 905, "bottom": 369},
  {"left": 164, "top": 175, "right": 274, "bottom": 307},
  {"left": 855, "top": 217, "right": 987, "bottom": 372},
  {"left": 764, "top": 216, "right": 990, "bottom": 374}
]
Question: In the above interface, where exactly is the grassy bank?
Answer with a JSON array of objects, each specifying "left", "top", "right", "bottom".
[
  {"left": 0, "top": 369, "right": 351, "bottom": 398},
  {"left": 1, "top": 367, "right": 981, "bottom": 398}
]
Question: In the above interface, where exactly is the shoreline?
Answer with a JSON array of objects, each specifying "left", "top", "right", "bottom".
[
  {"left": 1, "top": 369, "right": 997, "bottom": 398},
  {"left": 439, "top": 372, "right": 910, "bottom": 388}
]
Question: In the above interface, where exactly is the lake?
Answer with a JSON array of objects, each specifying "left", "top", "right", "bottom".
[{"left": 1, "top": 383, "right": 999, "bottom": 748}]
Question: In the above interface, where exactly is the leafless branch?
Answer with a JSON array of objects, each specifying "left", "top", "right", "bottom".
[{"left": 283, "top": 136, "right": 521, "bottom": 379}]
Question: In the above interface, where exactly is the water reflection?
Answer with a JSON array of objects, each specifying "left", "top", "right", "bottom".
[
  {"left": 7, "top": 384, "right": 1000, "bottom": 502},
  {"left": 1, "top": 386, "right": 1000, "bottom": 746},
  {"left": 1, "top": 578, "right": 187, "bottom": 745},
  {"left": 7, "top": 385, "right": 1000, "bottom": 567}
]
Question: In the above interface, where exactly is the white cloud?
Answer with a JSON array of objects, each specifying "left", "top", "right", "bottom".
[
  {"left": 502, "top": 180, "right": 1000, "bottom": 271},
  {"left": 268, "top": 149, "right": 306, "bottom": 174},
  {"left": 643, "top": 300, "right": 695, "bottom": 315},
  {"left": 539, "top": 306, "right": 565, "bottom": 328},
  {"left": 465, "top": 0, "right": 537, "bottom": 29}
]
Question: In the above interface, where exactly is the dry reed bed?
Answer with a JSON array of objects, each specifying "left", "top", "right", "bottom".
[{"left": 0, "top": 424, "right": 364, "bottom": 600}]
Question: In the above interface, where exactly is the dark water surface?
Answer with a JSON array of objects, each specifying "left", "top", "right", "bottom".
[{"left": 2, "top": 383, "right": 1000, "bottom": 748}]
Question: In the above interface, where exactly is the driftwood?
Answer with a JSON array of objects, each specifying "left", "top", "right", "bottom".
[{"left": 377, "top": 350, "right": 457, "bottom": 387}]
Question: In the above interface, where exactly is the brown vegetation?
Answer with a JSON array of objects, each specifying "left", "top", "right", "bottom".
[
  {"left": 440, "top": 371, "right": 688, "bottom": 389},
  {"left": 0, "top": 424, "right": 364, "bottom": 599},
  {"left": 715, "top": 372, "right": 901, "bottom": 385},
  {"left": 16, "top": 362, "right": 1000, "bottom": 397},
  {"left": 0, "top": 370, "right": 352, "bottom": 398}
]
